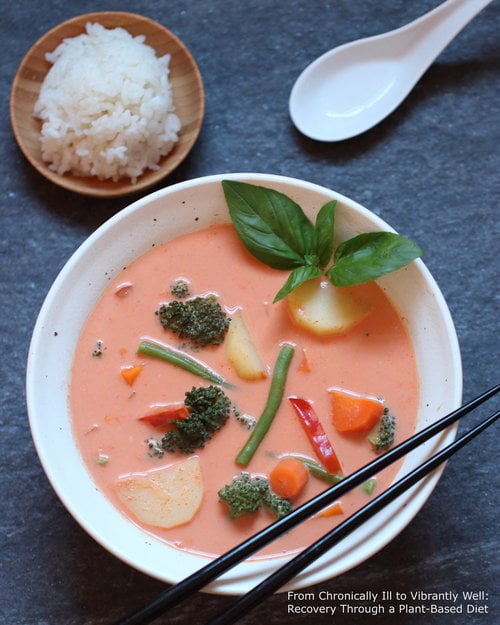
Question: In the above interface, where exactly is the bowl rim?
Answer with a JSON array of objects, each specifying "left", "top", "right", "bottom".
[
  {"left": 9, "top": 11, "right": 205, "bottom": 198},
  {"left": 26, "top": 172, "right": 463, "bottom": 594}
]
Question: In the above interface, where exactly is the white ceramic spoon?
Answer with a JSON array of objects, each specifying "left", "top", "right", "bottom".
[{"left": 289, "top": 0, "right": 493, "bottom": 142}]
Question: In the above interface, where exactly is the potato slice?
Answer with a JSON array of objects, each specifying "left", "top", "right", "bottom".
[
  {"left": 225, "top": 309, "right": 267, "bottom": 380},
  {"left": 286, "top": 278, "right": 371, "bottom": 336},
  {"left": 116, "top": 456, "right": 203, "bottom": 529}
]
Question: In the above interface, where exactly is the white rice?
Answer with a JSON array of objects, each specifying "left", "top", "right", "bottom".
[{"left": 33, "top": 23, "right": 181, "bottom": 183}]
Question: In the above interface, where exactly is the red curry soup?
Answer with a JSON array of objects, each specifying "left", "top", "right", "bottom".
[{"left": 70, "top": 223, "right": 419, "bottom": 558}]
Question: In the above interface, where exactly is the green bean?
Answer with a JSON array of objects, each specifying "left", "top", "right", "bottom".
[
  {"left": 236, "top": 344, "right": 295, "bottom": 466},
  {"left": 298, "top": 457, "right": 344, "bottom": 485},
  {"left": 137, "top": 340, "right": 228, "bottom": 386},
  {"left": 362, "top": 478, "right": 377, "bottom": 495}
]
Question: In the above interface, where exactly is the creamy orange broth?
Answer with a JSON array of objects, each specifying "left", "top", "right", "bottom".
[{"left": 70, "top": 224, "right": 419, "bottom": 559}]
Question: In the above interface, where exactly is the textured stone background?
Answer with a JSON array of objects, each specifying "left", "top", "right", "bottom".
[{"left": 1, "top": 1, "right": 498, "bottom": 624}]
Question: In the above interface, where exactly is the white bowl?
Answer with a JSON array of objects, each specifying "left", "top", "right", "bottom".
[{"left": 26, "top": 173, "right": 462, "bottom": 594}]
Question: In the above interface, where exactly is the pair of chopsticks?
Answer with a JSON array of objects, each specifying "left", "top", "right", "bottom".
[{"left": 113, "top": 384, "right": 498, "bottom": 625}]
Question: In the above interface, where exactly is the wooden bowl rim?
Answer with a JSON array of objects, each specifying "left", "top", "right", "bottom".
[{"left": 9, "top": 11, "right": 205, "bottom": 198}]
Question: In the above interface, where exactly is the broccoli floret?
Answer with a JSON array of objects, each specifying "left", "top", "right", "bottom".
[
  {"left": 156, "top": 296, "right": 230, "bottom": 347},
  {"left": 218, "top": 473, "right": 267, "bottom": 518},
  {"left": 367, "top": 409, "right": 396, "bottom": 452},
  {"left": 262, "top": 489, "right": 293, "bottom": 518},
  {"left": 170, "top": 280, "right": 191, "bottom": 299},
  {"left": 152, "top": 386, "right": 231, "bottom": 455},
  {"left": 218, "top": 472, "right": 292, "bottom": 519}
]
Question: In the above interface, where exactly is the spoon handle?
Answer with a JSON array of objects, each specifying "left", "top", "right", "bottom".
[{"left": 403, "top": 0, "right": 493, "bottom": 68}]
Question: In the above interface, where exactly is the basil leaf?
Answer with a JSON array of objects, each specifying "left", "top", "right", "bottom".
[
  {"left": 222, "top": 180, "right": 315, "bottom": 270},
  {"left": 314, "top": 200, "right": 336, "bottom": 268},
  {"left": 304, "top": 254, "right": 320, "bottom": 266},
  {"left": 273, "top": 265, "right": 323, "bottom": 302},
  {"left": 327, "top": 232, "right": 423, "bottom": 286}
]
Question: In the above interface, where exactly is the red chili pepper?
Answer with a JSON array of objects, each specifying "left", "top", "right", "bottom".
[
  {"left": 138, "top": 403, "right": 189, "bottom": 428},
  {"left": 289, "top": 396, "right": 342, "bottom": 473}
]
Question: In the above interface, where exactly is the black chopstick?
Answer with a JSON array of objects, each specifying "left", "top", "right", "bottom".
[
  {"left": 207, "top": 406, "right": 499, "bottom": 625},
  {"left": 112, "top": 384, "right": 498, "bottom": 625}
]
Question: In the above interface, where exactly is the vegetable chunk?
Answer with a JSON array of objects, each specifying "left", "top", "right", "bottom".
[
  {"left": 156, "top": 295, "right": 230, "bottom": 347},
  {"left": 225, "top": 309, "right": 267, "bottom": 380},
  {"left": 116, "top": 456, "right": 203, "bottom": 529},
  {"left": 269, "top": 457, "right": 309, "bottom": 500},
  {"left": 329, "top": 388, "right": 384, "bottom": 433},
  {"left": 316, "top": 501, "right": 344, "bottom": 518},
  {"left": 138, "top": 403, "right": 189, "bottom": 427},
  {"left": 218, "top": 472, "right": 292, "bottom": 519},
  {"left": 286, "top": 278, "right": 371, "bottom": 336},
  {"left": 289, "top": 396, "right": 342, "bottom": 473},
  {"left": 120, "top": 364, "right": 143, "bottom": 386},
  {"left": 235, "top": 344, "right": 295, "bottom": 466},
  {"left": 367, "top": 410, "right": 396, "bottom": 451}
]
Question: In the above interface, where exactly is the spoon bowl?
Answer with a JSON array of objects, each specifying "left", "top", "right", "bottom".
[{"left": 289, "top": 0, "right": 492, "bottom": 142}]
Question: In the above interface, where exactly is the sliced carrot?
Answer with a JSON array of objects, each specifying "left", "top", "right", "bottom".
[
  {"left": 329, "top": 388, "right": 384, "bottom": 434},
  {"left": 138, "top": 403, "right": 189, "bottom": 427},
  {"left": 298, "top": 348, "right": 312, "bottom": 373},
  {"left": 316, "top": 501, "right": 343, "bottom": 518},
  {"left": 269, "top": 457, "right": 309, "bottom": 500},
  {"left": 120, "top": 365, "right": 143, "bottom": 386}
]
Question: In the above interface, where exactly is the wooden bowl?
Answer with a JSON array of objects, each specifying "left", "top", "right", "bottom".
[{"left": 9, "top": 12, "right": 205, "bottom": 198}]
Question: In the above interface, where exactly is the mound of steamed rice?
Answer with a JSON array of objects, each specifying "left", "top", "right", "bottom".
[{"left": 33, "top": 23, "right": 181, "bottom": 183}]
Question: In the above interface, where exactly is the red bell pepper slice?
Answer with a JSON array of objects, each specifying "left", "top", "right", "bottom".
[
  {"left": 289, "top": 396, "right": 342, "bottom": 473},
  {"left": 138, "top": 403, "right": 189, "bottom": 428}
]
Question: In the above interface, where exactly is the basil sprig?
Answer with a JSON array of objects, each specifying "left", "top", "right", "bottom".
[{"left": 222, "top": 180, "right": 423, "bottom": 302}]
